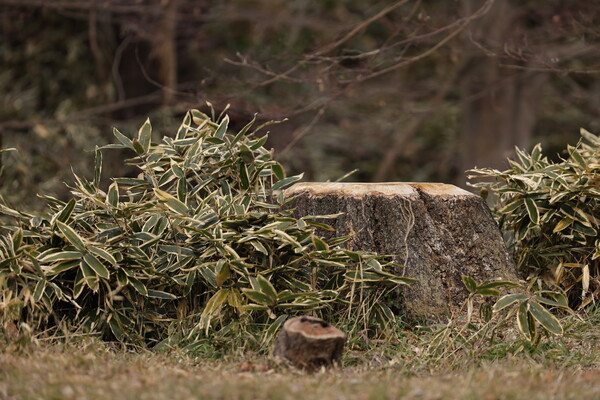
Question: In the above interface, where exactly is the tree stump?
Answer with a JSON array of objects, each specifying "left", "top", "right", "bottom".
[
  {"left": 285, "top": 182, "right": 520, "bottom": 321},
  {"left": 273, "top": 316, "right": 346, "bottom": 371}
]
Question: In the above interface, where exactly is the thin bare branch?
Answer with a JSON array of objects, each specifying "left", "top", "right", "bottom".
[
  {"left": 352, "top": 0, "right": 495, "bottom": 83},
  {"left": 309, "top": 0, "right": 411, "bottom": 58}
]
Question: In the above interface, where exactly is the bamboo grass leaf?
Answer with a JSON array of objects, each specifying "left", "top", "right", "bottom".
[
  {"left": 113, "top": 128, "right": 133, "bottom": 149},
  {"left": 94, "top": 146, "right": 102, "bottom": 187},
  {"left": 83, "top": 253, "right": 110, "bottom": 279},
  {"left": 493, "top": 293, "right": 528, "bottom": 312},
  {"left": 271, "top": 173, "right": 303, "bottom": 191},
  {"left": 138, "top": 118, "right": 152, "bottom": 153},
  {"left": 39, "top": 251, "right": 83, "bottom": 263},
  {"left": 528, "top": 301, "right": 563, "bottom": 335},
  {"left": 461, "top": 275, "right": 477, "bottom": 293},
  {"left": 524, "top": 197, "right": 539, "bottom": 225},
  {"left": 56, "top": 221, "right": 86, "bottom": 251},
  {"left": 107, "top": 182, "right": 119, "bottom": 207}
]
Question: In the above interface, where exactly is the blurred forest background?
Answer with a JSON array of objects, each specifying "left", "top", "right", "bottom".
[{"left": 0, "top": 0, "right": 599, "bottom": 210}]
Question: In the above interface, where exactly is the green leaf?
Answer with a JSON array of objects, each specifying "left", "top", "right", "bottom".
[
  {"left": 132, "top": 139, "right": 146, "bottom": 155},
  {"left": 147, "top": 289, "right": 178, "bottom": 299},
  {"left": 49, "top": 260, "right": 80, "bottom": 274},
  {"left": 493, "top": 293, "right": 528, "bottom": 312},
  {"left": 366, "top": 258, "right": 382, "bottom": 271},
  {"left": 477, "top": 280, "right": 520, "bottom": 290},
  {"left": 569, "top": 147, "right": 586, "bottom": 168},
  {"left": 83, "top": 253, "right": 110, "bottom": 279},
  {"left": 272, "top": 173, "right": 303, "bottom": 191},
  {"left": 242, "top": 289, "right": 272, "bottom": 305},
  {"left": 79, "top": 259, "right": 98, "bottom": 290},
  {"left": 138, "top": 117, "right": 152, "bottom": 153},
  {"left": 389, "top": 276, "right": 418, "bottom": 285},
  {"left": 128, "top": 277, "right": 148, "bottom": 296},
  {"left": 264, "top": 314, "right": 288, "bottom": 343},
  {"left": 531, "top": 143, "right": 542, "bottom": 162},
  {"left": 306, "top": 220, "right": 336, "bottom": 231},
  {"left": 205, "top": 137, "right": 225, "bottom": 144},
  {"left": 191, "top": 109, "right": 210, "bottom": 124},
  {"left": 56, "top": 221, "right": 86, "bottom": 251},
  {"left": 176, "top": 111, "right": 191, "bottom": 139},
  {"left": 94, "top": 146, "right": 102, "bottom": 187},
  {"left": 239, "top": 143, "right": 254, "bottom": 164},
  {"left": 474, "top": 288, "right": 501, "bottom": 296},
  {"left": 257, "top": 275, "right": 278, "bottom": 303},
  {"left": 113, "top": 178, "right": 150, "bottom": 187},
  {"left": 39, "top": 251, "right": 83, "bottom": 263},
  {"left": 248, "top": 240, "right": 268, "bottom": 255},
  {"left": 543, "top": 291, "right": 569, "bottom": 308},
  {"left": 346, "top": 270, "right": 386, "bottom": 282},
  {"left": 461, "top": 275, "right": 477, "bottom": 293},
  {"left": 11, "top": 228, "right": 23, "bottom": 252},
  {"left": 165, "top": 198, "right": 189, "bottom": 215},
  {"left": 312, "top": 236, "right": 329, "bottom": 251},
  {"left": 113, "top": 127, "right": 133, "bottom": 149},
  {"left": 533, "top": 295, "right": 571, "bottom": 310},
  {"left": 497, "top": 198, "right": 524, "bottom": 214},
  {"left": 272, "top": 162, "right": 285, "bottom": 180},
  {"left": 154, "top": 188, "right": 189, "bottom": 214},
  {"left": 108, "top": 313, "right": 124, "bottom": 341},
  {"left": 107, "top": 182, "right": 119, "bottom": 207},
  {"left": 239, "top": 162, "right": 250, "bottom": 189},
  {"left": 171, "top": 162, "right": 185, "bottom": 179},
  {"left": 572, "top": 221, "right": 597, "bottom": 237},
  {"left": 33, "top": 279, "right": 46, "bottom": 302},
  {"left": 202, "top": 288, "right": 230, "bottom": 316},
  {"left": 524, "top": 197, "right": 539, "bottom": 225},
  {"left": 249, "top": 135, "right": 268, "bottom": 150},
  {"left": 56, "top": 198, "right": 77, "bottom": 223},
  {"left": 215, "top": 115, "right": 229, "bottom": 139},
  {"left": 117, "top": 270, "right": 129, "bottom": 286},
  {"left": 272, "top": 229, "right": 301, "bottom": 248},
  {"left": 343, "top": 251, "right": 361, "bottom": 262},
  {"left": 517, "top": 302, "right": 533, "bottom": 340},
  {"left": 528, "top": 301, "right": 563, "bottom": 335},
  {"left": 88, "top": 246, "right": 117, "bottom": 266}
]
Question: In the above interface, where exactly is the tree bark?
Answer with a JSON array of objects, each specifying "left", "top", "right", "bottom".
[{"left": 286, "top": 182, "right": 520, "bottom": 322}]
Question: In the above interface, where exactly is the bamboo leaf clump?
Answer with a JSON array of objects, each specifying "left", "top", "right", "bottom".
[
  {"left": 470, "top": 128, "right": 600, "bottom": 308},
  {"left": 0, "top": 110, "right": 413, "bottom": 346}
]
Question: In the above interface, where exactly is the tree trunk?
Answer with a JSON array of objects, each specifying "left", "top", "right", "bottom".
[
  {"left": 154, "top": 0, "right": 181, "bottom": 105},
  {"left": 458, "top": 0, "right": 547, "bottom": 179},
  {"left": 285, "top": 182, "right": 519, "bottom": 322}
]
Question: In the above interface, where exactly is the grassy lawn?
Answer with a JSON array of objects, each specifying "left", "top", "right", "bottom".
[{"left": 2, "top": 331, "right": 599, "bottom": 400}]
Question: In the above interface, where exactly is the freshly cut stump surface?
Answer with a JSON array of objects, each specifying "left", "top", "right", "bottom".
[
  {"left": 285, "top": 182, "right": 520, "bottom": 321},
  {"left": 273, "top": 316, "right": 346, "bottom": 371}
]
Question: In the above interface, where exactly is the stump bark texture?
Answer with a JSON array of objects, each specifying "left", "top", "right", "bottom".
[
  {"left": 285, "top": 182, "right": 520, "bottom": 321},
  {"left": 273, "top": 316, "right": 346, "bottom": 371}
]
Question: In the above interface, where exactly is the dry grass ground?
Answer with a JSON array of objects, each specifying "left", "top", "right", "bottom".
[
  {"left": 1, "top": 339, "right": 599, "bottom": 400},
  {"left": 1, "top": 307, "right": 599, "bottom": 399}
]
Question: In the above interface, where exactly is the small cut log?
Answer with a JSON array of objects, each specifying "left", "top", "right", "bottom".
[{"left": 273, "top": 316, "right": 346, "bottom": 371}]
